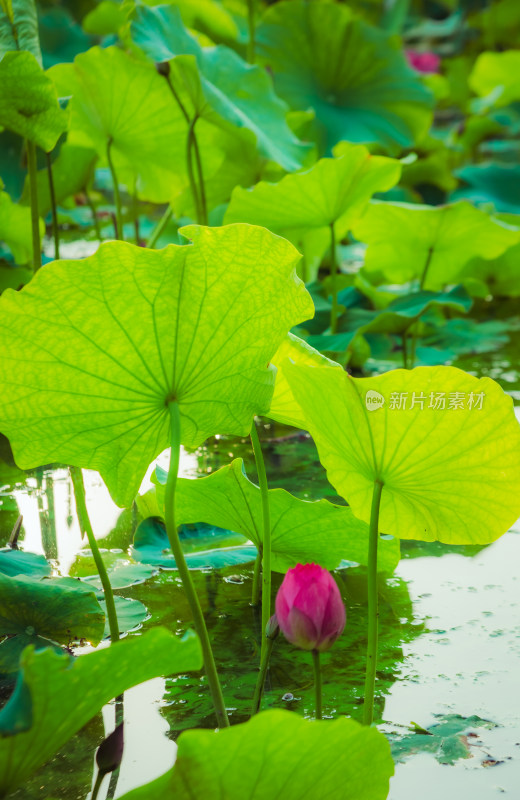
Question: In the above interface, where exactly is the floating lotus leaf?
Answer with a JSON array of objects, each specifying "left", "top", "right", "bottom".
[
  {"left": 256, "top": 0, "right": 433, "bottom": 154},
  {"left": 0, "top": 225, "right": 313, "bottom": 507},
  {"left": 131, "top": 5, "right": 309, "bottom": 172},
  {"left": 0, "top": 51, "right": 67, "bottom": 151},
  {"left": 117, "top": 710, "right": 394, "bottom": 800},
  {"left": 352, "top": 200, "right": 520, "bottom": 289},
  {"left": 284, "top": 363, "right": 520, "bottom": 544}
]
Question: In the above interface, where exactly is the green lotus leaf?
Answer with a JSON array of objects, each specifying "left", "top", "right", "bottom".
[
  {"left": 99, "top": 595, "right": 147, "bottom": 639},
  {"left": 284, "top": 363, "right": 520, "bottom": 544},
  {"left": 0, "top": 189, "right": 43, "bottom": 264},
  {"left": 468, "top": 0, "right": 520, "bottom": 48},
  {"left": 225, "top": 146, "right": 401, "bottom": 263},
  {"left": 0, "top": 628, "right": 202, "bottom": 796},
  {"left": 82, "top": 0, "right": 128, "bottom": 36},
  {"left": 462, "top": 247, "right": 520, "bottom": 298},
  {"left": 256, "top": 0, "right": 433, "bottom": 154},
  {"left": 0, "top": 573, "right": 105, "bottom": 645},
  {"left": 421, "top": 318, "right": 510, "bottom": 355},
  {"left": 0, "top": 225, "right": 313, "bottom": 507},
  {"left": 469, "top": 50, "right": 520, "bottom": 108},
  {"left": 352, "top": 200, "right": 520, "bottom": 289},
  {"left": 48, "top": 46, "right": 237, "bottom": 205},
  {"left": 152, "top": 458, "right": 399, "bottom": 573},
  {"left": 0, "top": 549, "right": 51, "bottom": 579},
  {"left": 454, "top": 163, "right": 520, "bottom": 214},
  {"left": 118, "top": 709, "right": 394, "bottom": 800},
  {"left": 131, "top": 5, "right": 309, "bottom": 172},
  {"left": 20, "top": 143, "right": 97, "bottom": 217},
  {"left": 0, "top": 51, "right": 68, "bottom": 151},
  {"left": 0, "top": 0, "right": 41, "bottom": 64},
  {"left": 268, "top": 332, "right": 340, "bottom": 429},
  {"left": 140, "top": 0, "right": 239, "bottom": 45},
  {"left": 0, "top": 634, "right": 62, "bottom": 680}
]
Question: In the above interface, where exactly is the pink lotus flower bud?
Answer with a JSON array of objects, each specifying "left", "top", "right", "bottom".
[
  {"left": 405, "top": 50, "right": 440, "bottom": 74},
  {"left": 275, "top": 563, "right": 346, "bottom": 652}
]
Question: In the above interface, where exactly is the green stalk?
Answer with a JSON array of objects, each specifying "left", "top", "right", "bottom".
[
  {"left": 190, "top": 119, "right": 207, "bottom": 225},
  {"left": 186, "top": 117, "right": 205, "bottom": 224},
  {"left": 246, "top": 0, "right": 256, "bottom": 63},
  {"left": 363, "top": 479, "right": 384, "bottom": 726},
  {"left": 401, "top": 332, "right": 408, "bottom": 369},
  {"left": 148, "top": 206, "right": 173, "bottom": 249},
  {"left": 27, "top": 140, "right": 41, "bottom": 271},
  {"left": 91, "top": 771, "right": 104, "bottom": 800},
  {"left": 85, "top": 186, "right": 103, "bottom": 241},
  {"left": 164, "top": 402, "right": 229, "bottom": 728},
  {"left": 312, "top": 650, "right": 322, "bottom": 720},
  {"left": 250, "top": 421, "right": 271, "bottom": 664},
  {"left": 251, "top": 549, "right": 262, "bottom": 606},
  {"left": 329, "top": 222, "right": 339, "bottom": 334},
  {"left": 106, "top": 138, "right": 123, "bottom": 240},
  {"left": 45, "top": 152, "right": 60, "bottom": 259},
  {"left": 250, "top": 632, "right": 274, "bottom": 716},
  {"left": 70, "top": 466, "right": 120, "bottom": 643},
  {"left": 419, "top": 245, "right": 434, "bottom": 290}
]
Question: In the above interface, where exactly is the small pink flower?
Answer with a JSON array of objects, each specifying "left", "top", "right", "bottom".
[
  {"left": 405, "top": 50, "right": 440, "bottom": 74},
  {"left": 275, "top": 563, "right": 346, "bottom": 652}
]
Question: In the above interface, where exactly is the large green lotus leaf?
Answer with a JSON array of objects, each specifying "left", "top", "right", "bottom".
[
  {"left": 0, "top": 573, "right": 105, "bottom": 645},
  {"left": 469, "top": 50, "right": 520, "bottom": 108},
  {"left": 454, "top": 163, "right": 520, "bottom": 214},
  {"left": 20, "top": 143, "right": 97, "bottom": 217},
  {"left": 0, "top": 226, "right": 313, "bottom": 507},
  {"left": 0, "top": 628, "right": 202, "bottom": 796},
  {"left": 284, "top": 363, "right": 520, "bottom": 544},
  {"left": 462, "top": 246, "right": 520, "bottom": 297},
  {"left": 352, "top": 200, "right": 520, "bottom": 289},
  {"left": 268, "top": 332, "right": 340, "bottom": 429},
  {"left": 256, "top": 0, "right": 433, "bottom": 154},
  {"left": 0, "top": 0, "right": 41, "bottom": 64},
  {"left": 48, "top": 46, "right": 235, "bottom": 204},
  {"left": 225, "top": 146, "right": 401, "bottom": 244},
  {"left": 0, "top": 51, "right": 67, "bottom": 151},
  {"left": 140, "top": 0, "right": 239, "bottom": 45},
  {"left": 118, "top": 709, "right": 394, "bottom": 800},
  {"left": 0, "top": 189, "right": 43, "bottom": 264},
  {"left": 154, "top": 458, "right": 400, "bottom": 573},
  {"left": 421, "top": 318, "right": 510, "bottom": 355},
  {"left": 0, "top": 549, "right": 51, "bottom": 579},
  {"left": 131, "top": 5, "right": 309, "bottom": 172}
]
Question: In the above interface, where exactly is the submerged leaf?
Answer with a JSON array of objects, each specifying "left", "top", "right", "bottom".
[
  {"left": 117, "top": 709, "right": 394, "bottom": 800},
  {"left": 0, "top": 225, "right": 313, "bottom": 506},
  {"left": 0, "top": 628, "right": 202, "bottom": 795},
  {"left": 284, "top": 363, "right": 520, "bottom": 544}
]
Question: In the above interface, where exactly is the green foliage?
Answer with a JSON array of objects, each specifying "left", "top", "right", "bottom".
[
  {"left": 0, "top": 0, "right": 41, "bottom": 64},
  {"left": 256, "top": 0, "right": 433, "bottom": 154},
  {"left": 0, "top": 549, "right": 50, "bottom": 579},
  {"left": 352, "top": 200, "right": 520, "bottom": 289},
  {"left": 20, "top": 143, "right": 96, "bottom": 216},
  {"left": 0, "top": 188, "right": 43, "bottom": 264},
  {"left": 151, "top": 458, "right": 400, "bottom": 573},
  {"left": 0, "top": 51, "right": 68, "bottom": 151},
  {"left": 469, "top": 50, "right": 520, "bottom": 108},
  {"left": 131, "top": 5, "right": 309, "bottom": 172},
  {"left": 117, "top": 710, "right": 394, "bottom": 800},
  {"left": 0, "top": 227, "right": 313, "bottom": 507},
  {"left": 389, "top": 714, "right": 495, "bottom": 766},
  {"left": 0, "top": 628, "right": 202, "bottom": 796},
  {"left": 284, "top": 363, "right": 520, "bottom": 544}
]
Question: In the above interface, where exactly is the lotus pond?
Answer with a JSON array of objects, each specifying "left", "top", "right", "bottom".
[{"left": 1, "top": 0, "right": 520, "bottom": 799}]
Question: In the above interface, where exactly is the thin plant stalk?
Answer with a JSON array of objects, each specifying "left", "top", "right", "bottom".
[
  {"left": 106, "top": 693, "right": 124, "bottom": 800},
  {"left": 189, "top": 117, "right": 207, "bottom": 225},
  {"left": 106, "top": 138, "right": 123, "bottom": 240},
  {"left": 70, "top": 466, "right": 120, "bottom": 643},
  {"left": 246, "top": 0, "right": 256, "bottom": 63},
  {"left": 329, "top": 222, "right": 339, "bottom": 334},
  {"left": 85, "top": 186, "right": 103, "bottom": 241},
  {"left": 363, "top": 479, "right": 384, "bottom": 726},
  {"left": 419, "top": 245, "right": 434, "bottom": 290},
  {"left": 148, "top": 206, "right": 173, "bottom": 249},
  {"left": 91, "top": 771, "right": 105, "bottom": 800},
  {"left": 250, "top": 632, "right": 275, "bottom": 716},
  {"left": 401, "top": 332, "right": 408, "bottom": 369},
  {"left": 27, "top": 140, "right": 41, "bottom": 271},
  {"left": 251, "top": 549, "right": 262, "bottom": 606},
  {"left": 250, "top": 421, "right": 271, "bottom": 662},
  {"left": 164, "top": 401, "right": 229, "bottom": 728},
  {"left": 312, "top": 650, "right": 322, "bottom": 720},
  {"left": 45, "top": 152, "right": 60, "bottom": 259}
]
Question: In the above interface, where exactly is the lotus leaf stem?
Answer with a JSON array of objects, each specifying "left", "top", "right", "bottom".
[
  {"left": 329, "top": 222, "right": 339, "bottom": 334},
  {"left": 45, "top": 151, "right": 60, "bottom": 259},
  {"left": 165, "top": 401, "right": 229, "bottom": 728},
  {"left": 106, "top": 138, "right": 123, "bottom": 240},
  {"left": 27, "top": 139, "right": 41, "bottom": 271},
  {"left": 148, "top": 206, "right": 173, "bottom": 249},
  {"left": 363, "top": 478, "right": 384, "bottom": 725},
  {"left": 312, "top": 650, "right": 322, "bottom": 720},
  {"left": 70, "top": 466, "right": 120, "bottom": 643},
  {"left": 251, "top": 549, "right": 262, "bottom": 605},
  {"left": 250, "top": 627, "right": 275, "bottom": 716},
  {"left": 250, "top": 420, "right": 272, "bottom": 668}
]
